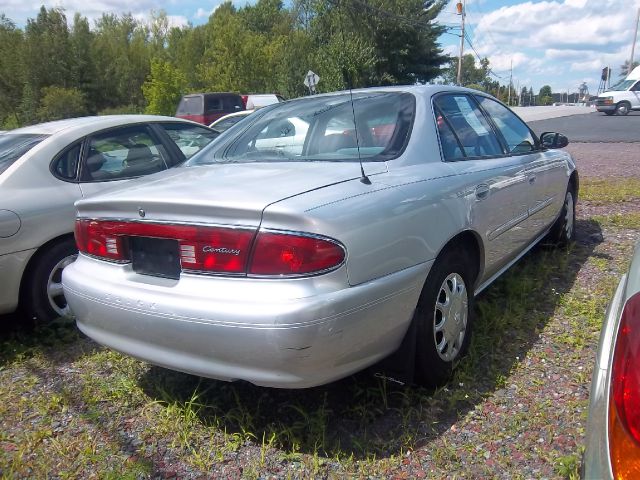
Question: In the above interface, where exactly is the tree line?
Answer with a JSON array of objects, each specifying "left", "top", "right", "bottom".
[
  {"left": 0, "top": 0, "right": 453, "bottom": 128},
  {"left": 1, "top": 0, "right": 554, "bottom": 130}
]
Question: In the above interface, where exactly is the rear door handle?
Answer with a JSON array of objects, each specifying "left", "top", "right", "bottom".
[{"left": 475, "top": 184, "right": 490, "bottom": 200}]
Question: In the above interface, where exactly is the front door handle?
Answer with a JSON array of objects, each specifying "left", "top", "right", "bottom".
[{"left": 475, "top": 184, "right": 490, "bottom": 200}]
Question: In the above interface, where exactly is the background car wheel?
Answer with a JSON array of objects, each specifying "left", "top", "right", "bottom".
[
  {"left": 22, "top": 238, "right": 77, "bottom": 324},
  {"left": 547, "top": 188, "right": 576, "bottom": 247},
  {"left": 615, "top": 102, "right": 631, "bottom": 116},
  {"left": 604, "top": 111, "right": 615, "bottom": 116},
  {"left": 414, "top": 248, "right": 475, "bottom": 387}
]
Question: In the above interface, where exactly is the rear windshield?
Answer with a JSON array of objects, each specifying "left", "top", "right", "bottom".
[
  {"left": 176, "top": 96, "right": 203, "bottom": 115},
  {"left": 186, "top": 92, "right": 415, "bottom": 165},
  {"left": 0, "top": 134, "right": 49, "bottom": 175}
]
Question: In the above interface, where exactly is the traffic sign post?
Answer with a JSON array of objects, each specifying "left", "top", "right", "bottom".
[{"left": 304, "top": 70, "right": 320, "bottom": 95}]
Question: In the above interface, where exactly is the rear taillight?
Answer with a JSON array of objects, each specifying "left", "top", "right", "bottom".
[
  {"left": 75, "top": 219, "right": 345, "bottom": 277},
  {"left": 250, "top": 231, "right": 345, "bottom": 276},
  {"left": 75, "top": 219, "right": 127, "bottom": 261},
  {"left": 609, "top": 291, "right": 640, "bottom": 479}
]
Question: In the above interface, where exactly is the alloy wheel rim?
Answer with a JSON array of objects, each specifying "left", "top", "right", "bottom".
[
  {"left": 564, "top": 191, "right": 574, "bottom": 240},
  {"left": 618, "top": 104, "right": 628, "bottom": 115},
  {"left": 433, "top": 272, "right": 468, "bottom": 362},
  {"left": 47, "top": 254, "right": 77, "bottom": 318}
]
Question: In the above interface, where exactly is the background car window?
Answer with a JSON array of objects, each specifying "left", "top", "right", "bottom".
[
  {"left": 476, "top": 96, "right": 537, "bottom": 154},
  {"left": 160, "top": 123, "right": 218, "bottom": 159},
  {"left": 81, "top": 126, "right": 169, "bottom": 182},
  {"left": 632, "top": 81, "right": 640, "bottom": 92},
  {"left": 53, "top": 142, "right": 81, "bottom": 180},
  {"left": 433, "top": 94, "right": 503, "bottom": 159},
  {"left": 0, "top": 134, "right": 48, "bottom": 175},
  {"left": 205, "top": 97, "right": 223, "bottom": 114}
]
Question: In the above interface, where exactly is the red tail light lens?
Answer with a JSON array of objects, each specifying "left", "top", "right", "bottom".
[
  {"left": 74, "top": 219, "right": 345, "bottom": 277},
  {"left": 74, "top": 219, "right": 254, "bottom": 273},
  {"left": 75, "top": 219, "right": 127, "bottom": 261},
  {"left": 610, "top": 291, "right": 640, "bottom": 479},
  {"left": 249, "top": 231, "right": 345, "bottom": 276}
]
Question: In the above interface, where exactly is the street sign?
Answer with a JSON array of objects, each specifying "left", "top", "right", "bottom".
[{"left": 304, "top": 70, "right": 320, "bottom": 94}]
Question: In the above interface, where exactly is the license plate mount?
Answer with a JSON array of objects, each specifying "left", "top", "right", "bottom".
[{"left": 130, "top": 237, "right": 181, "bottom": 279}]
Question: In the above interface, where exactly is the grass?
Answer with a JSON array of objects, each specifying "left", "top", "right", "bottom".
[
  {"left": 580, "top": 177, "right": 640, "bottom": 204},
  {"left": 593, "top": 212, "right": 640, "bottom": 229},
  {"left": 1, "top": 183, "right": 638, "bottom": 477}
]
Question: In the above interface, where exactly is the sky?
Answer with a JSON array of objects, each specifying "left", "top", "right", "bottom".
[{"left": 2, "top": 0, "right": 639, "bottom": 95}]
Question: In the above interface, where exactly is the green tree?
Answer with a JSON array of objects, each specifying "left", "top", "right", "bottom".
[
  {"left": 22, "top": 7, "right": 73, "bottom": 122},
  {"left": 0, "top": 15, "right": 24, "bottom": 127},
  {"left": 142, "top": 59, "right": 187, "bottom": 115},
  {"left": 538, "top": 85, "right": 553, "bottom": 105},
  {"left": 442, "top": 54, "right": 490, "bottom": 86},
  {"left": 37, "top": 86, "right": 88, "bottom": 121},
  {"left": 619, "top": 60, "right": 640, "bottom": 78}
]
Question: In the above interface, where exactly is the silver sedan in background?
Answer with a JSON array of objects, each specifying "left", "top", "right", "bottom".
[
  {"left": 0, "top": 115, "right": 218, "bottom": 324},
  {"left": 63, "top": 86, "right": 577, "bottom": 388},
  {"left": 583, "top": 241, "right": 640, "bottom": 479}
]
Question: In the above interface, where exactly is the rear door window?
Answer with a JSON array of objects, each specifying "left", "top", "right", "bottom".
[
  {"left": 433, "top": 94, "right": 503, "bottom": 160},
  {"left": 81, "top": 126, "right": 170, "bottom": 182},
  {"left": 0, "top": 134, "right": 49, "bottom": 175}
]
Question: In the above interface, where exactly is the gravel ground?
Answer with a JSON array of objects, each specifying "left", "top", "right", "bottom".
[
  {"left": 567, "top": 143, "right": 640, "bottom": 178},
  {"left": 1, "top": 145, "right": 639, "bottom": 479}
]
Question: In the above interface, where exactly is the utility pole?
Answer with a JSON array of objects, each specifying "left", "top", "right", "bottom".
[
  {"left": 456, "top": 0, "right": 466, "bottom": 85},
  {"left": 629, "top": 8, "right": 640, "bottom": 75},
  {"left": 507, "top": 59, "right": 513, "bottom": 106}
]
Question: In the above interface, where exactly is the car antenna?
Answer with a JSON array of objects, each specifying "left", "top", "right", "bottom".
[{"left": 337, "top": 0, "right": 371, "bottom": 185}]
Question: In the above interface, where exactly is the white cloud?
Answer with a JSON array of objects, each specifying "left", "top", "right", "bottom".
[{"left": 460, "top": 0, "right": 640, "bottom": 92}]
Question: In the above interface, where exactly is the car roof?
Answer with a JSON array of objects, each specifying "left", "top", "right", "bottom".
[
  {"left": 6, "top": 115, "right": 196, "bottom": 136},
  {"left": 288, "top": 84, "right": 483, "bottom": 102}
]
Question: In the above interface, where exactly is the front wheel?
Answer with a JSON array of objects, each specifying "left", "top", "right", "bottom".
[
  {"left": 615, "top": 102, "right": 631, "bottom": 116},
  {"left": 414, "top": 248, "right": 475, "bottom": 387},
  {"left": 603, "top": 111, "right": 615, "bottom": 116},
  {"left": 22, "top": 239, "right": 78, "bottom": 324}
]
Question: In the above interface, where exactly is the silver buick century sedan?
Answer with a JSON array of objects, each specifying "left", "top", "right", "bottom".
[{"left": 63, "top": 86, "right": 578, "bottom": 388}]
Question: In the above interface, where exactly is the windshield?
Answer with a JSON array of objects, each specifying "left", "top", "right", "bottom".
[
  {"left": 0, "top": 134, "right": 49, "bottom": 175},
  {"left": 186, "top": 92, "right": 415, "bottom": 165},
  {"left": 609, "top": 80, "right": 635, "bottom": 91}
]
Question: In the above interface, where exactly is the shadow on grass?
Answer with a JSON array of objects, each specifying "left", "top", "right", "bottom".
[
  {"left": 139, "top": 219, "right": 603, "bottom": 461},
  {"left": 0, "top": 310, "right": 97, "bottom": 368}
]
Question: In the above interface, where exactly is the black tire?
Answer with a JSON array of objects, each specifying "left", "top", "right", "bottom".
[
  {"left": 21, "top": 238, "right": 78, "bottom": 324},
  {"left": 603, "top": 111, "right": 615, "bottom": 116},
  {"left": 615, "top": 102, "right": 631, "bottom": 116},
  {"left": 547, "top": 187, "right": 576, "bottom": 247},
  {"left": 414, "top": 248, "right": 475, "bottom": 387}
]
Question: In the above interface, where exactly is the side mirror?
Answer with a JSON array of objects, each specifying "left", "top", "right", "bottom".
[{"left": 540, "top": 132, "right": 569, "bottom": 149}]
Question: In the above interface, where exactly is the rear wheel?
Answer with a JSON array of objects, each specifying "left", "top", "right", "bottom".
[
  {"left": 22, "top": 239, "right": 78, "bottom": 324},
  {"left": 547, "top": 188, "right": 576, "bottom": 247},
  {"left": 615, "top": 102, "right": 631, "bottom": 116},
  {"left": 414, "top": 248, "right": 475, "bottom": 387}
]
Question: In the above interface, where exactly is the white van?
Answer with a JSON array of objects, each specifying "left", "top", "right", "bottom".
[{"left": 596, "top": 65, "right": 640, "bottom": 115}]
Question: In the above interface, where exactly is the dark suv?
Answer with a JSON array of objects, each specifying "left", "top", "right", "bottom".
[{"left": 176, "top": 93, "right": 245, "bottom": 125}]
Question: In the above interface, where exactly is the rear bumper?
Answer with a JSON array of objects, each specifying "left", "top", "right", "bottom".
[
  {"left": 63, "top": 254, "right": 429, "bottom": 388},
  {"left": 0, "top": 249, "right": 36, "bottom": 315}
]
